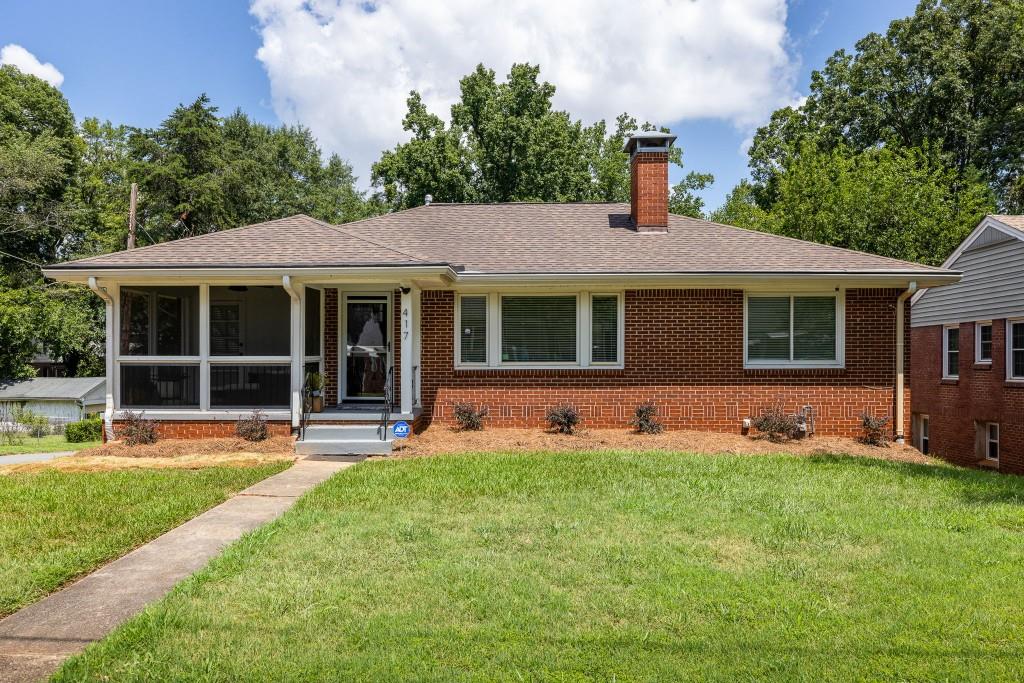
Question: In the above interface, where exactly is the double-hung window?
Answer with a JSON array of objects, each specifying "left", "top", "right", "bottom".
[
  {"left": 455, "top": 292, "right": 623, "bottom": 368},
  {"left": 744, "top": 294, "right": 842, "bottom": 368},
  {"left": 943, "top": 325, "right": 960, "bottom": 379},
  {"left": 1008, "top": 319, "right": 1024, "bottom": 381},
  {"left": 975, "top": 322, "right": 992, "bottom": 363}
]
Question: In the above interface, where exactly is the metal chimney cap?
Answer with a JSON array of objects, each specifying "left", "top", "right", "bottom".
[
  {"left": 424, "top": 194, "right": 433, "bottom": 205},
  {"left": 623, "top": 131, "right": 677, "bottom": 154}
]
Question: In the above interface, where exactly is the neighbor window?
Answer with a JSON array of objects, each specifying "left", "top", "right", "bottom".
[
  {"left": 455, "top": 292, "right": 622, "bottom": 368},
  {"left": 1009, "top": 320, "right": 1024, "bottom": 380},
  {"left": 976, "top": 322, "right": 992, "bottom": 363},
  {"left": 943, "top": 326, "right": 960, "bottom": 378},
  {"left": 119, "top": 286, "right": 198, "bottom": 356},
  {"left": 458, "top": 295, "right": 488, "bottom": 364},
  {"left": 501, "top": 295, "right": 577, "bottom": 363},
  {"left": 745, "top": 294, "right": 840, "bottom": 366},
  {"left": 986, "top": 422, "right": 999, "bottom": 462}
]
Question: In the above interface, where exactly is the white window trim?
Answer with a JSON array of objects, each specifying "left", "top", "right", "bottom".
[
  {"left": 743, "top": 291, "right": 845, "bottom": 369},
  {"left": 453, "top": 290, "right": 624, "bottom": 370},
  {"left": 986, "top": 422, "right": 999, "bottom": 462},
  {"left": 915, "top": 414, "right": 929, "bottom": 454},
  {"left": 975, "top": 321, "right": 993, "bottom": 364},
  {"left": 942, "top": 324, "right": 960, "bottom": 379},
  {"left": 1007, "top": 318, "right": 1024, "bottom": 381}
]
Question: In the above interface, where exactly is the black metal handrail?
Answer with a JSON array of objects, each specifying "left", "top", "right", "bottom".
[
  {"left": 299, "top": 377, "right": 312, "bottom": 441},
  {"left": 379, "top": 366, "right": 394, "bottom": 441}
]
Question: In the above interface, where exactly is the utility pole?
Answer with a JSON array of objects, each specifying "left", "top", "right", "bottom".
[{"left": 127, "top": 182, "right": 138, "bottom": 249}]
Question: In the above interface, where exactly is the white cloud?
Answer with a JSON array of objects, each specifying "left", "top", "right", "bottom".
[
  {"left": 0, "top": 44, "right": 63, "bottom": 87},
  {"left": 251, "top": 0, "right": 798, "bottom": 184}
]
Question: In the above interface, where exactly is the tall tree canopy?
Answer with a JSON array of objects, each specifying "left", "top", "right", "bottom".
[
  {"left": 719, "top": 0, "right": 1010, "bottom": 263},
  {"left": 372, "top": 63, "right": 711, "bottom": 214}
]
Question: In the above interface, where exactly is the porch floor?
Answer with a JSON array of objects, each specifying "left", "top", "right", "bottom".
[{"left": 306, "top": 403, "right": 420, "bottom": 422}]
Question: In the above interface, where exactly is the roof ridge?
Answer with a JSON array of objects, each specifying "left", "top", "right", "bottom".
[
  {"left": 670, "top": 213, "right": 947, "bottom": 272},
  {"left": 299, "top": 213, "right": 437, "bottom": 263}
]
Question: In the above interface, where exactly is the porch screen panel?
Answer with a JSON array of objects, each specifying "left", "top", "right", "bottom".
[
  {"left": 304, "top": 288, "right": 321, "bottom": 357},
  {"left": 210, "top": 365, "right": 290, "bottom": 407},
  {"left": 793, "top": 296, "right": 837, "bottom": 361},
  {"left": 591, "top": 295, "right": 619, "bottom": 363},
  {"left": 209, "top": 286, "right": 290, "bottom": 356},
  {"left": 120, "top": 365, "right": 199, "bottom": 408},
  {"left": 747, "top": 297, "right": 790, "bottom": 361},
  {"left": 459, "top": 296, "right": 487, "bottom": 364},
  {"left": 501, "top": 296, "right": 577, "bottom": 363},
  {"left": 119, "top": 287, "right": 198, "bottom": 356}
]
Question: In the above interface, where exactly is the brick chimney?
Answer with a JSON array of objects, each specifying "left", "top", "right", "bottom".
[{"left": 624, "top": 131, "right": 676, "bottom": 232}]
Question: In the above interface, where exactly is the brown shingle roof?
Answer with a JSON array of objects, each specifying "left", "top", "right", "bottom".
[
  {"left": 55, "top": 203, "right": 949, "bottom": 275},
  {"left": 993, "top": 215, "right": 1024, "bottom": 230}
]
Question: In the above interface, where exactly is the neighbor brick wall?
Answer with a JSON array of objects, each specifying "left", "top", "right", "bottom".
[
  {"left": 911, "top": 322, "right": 1024, "bottom": 474},
  {"left": 420, "top": 288, "right": 910, "bottom": 438},
  {"left": 113, "top": 420, "right": 292, "bottom": 440},
  {"left": 630, "top": 151, "right": 669, "bottom": 230}
]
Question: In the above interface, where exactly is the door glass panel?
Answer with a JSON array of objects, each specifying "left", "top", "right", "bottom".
[{"left": 345, "top": 298, "right": 389, "bottom": 400}]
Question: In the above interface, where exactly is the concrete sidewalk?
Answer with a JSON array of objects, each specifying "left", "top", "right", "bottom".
[
  {"left": 0, "top": 457, "right": 356, "bottom": 682},
  {"left": 0, "top": 451, "right": 76, "bottom": 466}
]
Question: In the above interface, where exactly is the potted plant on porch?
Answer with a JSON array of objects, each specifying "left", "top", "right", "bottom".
[{"left": 306, "top": 372, "right": 325, "bottom": 413}]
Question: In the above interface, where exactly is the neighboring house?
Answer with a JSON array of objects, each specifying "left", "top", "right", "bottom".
[
  {"left": 42, "top": 133, "right": 958, "bottom": 453},
  {"left": 0, "top": 377, "right": 106, "bottom": 425},
  {"left": 911, "top": 215, "right": 1024, "bottom": 474}
]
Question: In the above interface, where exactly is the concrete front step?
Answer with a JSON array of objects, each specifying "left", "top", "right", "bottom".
[
  {"left": 295, "top": 439, "right": 392, "bottom": 456},
  {"left": 305, "top": 424, "right": 386, "bottom": 441}
]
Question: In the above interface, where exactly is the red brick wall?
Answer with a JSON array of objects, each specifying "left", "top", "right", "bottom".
[
  {"left": 911, "top": 321, "right": 1024, "bottom": 474},
  {"left": 420, "top": 288, "right": 910, "bottom": 438},
  {"left": 630, "top": 151, "right": 668, "bottom": 230},
  {"left": 113, "top": 420, "right": 292, "bottom": 440},
  {"left": 322, "top": 287, "right": 401, "bottom": 406}
]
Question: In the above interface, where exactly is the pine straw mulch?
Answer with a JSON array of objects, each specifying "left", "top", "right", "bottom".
[
  {"left": 392, "top": 426, "right": 937, "bottom": 466},
  {"left": 0, "top": 437, "right": 297, "bottom": 475}
]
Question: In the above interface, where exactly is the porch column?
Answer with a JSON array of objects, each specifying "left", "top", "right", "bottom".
[
  {"left": 89, "top": 277, "right": 116, "bottom": 440},
  {"left": 283, "top": 276, "right": 302, "bottom": 429},
  {"left": 400, "top": 286, "right": 417, "bottom": 415}
]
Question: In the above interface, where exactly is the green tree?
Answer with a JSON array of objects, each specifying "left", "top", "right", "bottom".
[
  {"left": 750, "top": 0, "right": 1024, "bottom": 212},
  {"left": 372, "top": 64, "right": 710, "bottom": 210},
  {"left": 669, "top": 172, "right": 715, "bottom": 219}
]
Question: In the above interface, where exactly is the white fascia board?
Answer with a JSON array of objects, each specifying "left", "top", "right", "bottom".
[{"left": 43, "top": 265, "right": 456, "bottom": 285}]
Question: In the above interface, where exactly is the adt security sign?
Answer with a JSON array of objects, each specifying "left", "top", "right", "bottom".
[{"left": 391, "top": 421, "right": 411, "bottom": 439}]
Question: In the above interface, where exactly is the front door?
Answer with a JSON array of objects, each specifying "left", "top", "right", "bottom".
[{"left": 342, "top": 294, "right": 390, "bottom": 402}]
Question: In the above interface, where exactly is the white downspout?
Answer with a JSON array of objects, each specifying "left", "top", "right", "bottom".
[
  {"left": 895, "top": 281, "right": 917, "bottom": 444},
  {"left": 88, "top": 277, "right": 116, "bottom": 441},
  {"left": 282, "top": 276, "right": 302, "bottom": 430}
]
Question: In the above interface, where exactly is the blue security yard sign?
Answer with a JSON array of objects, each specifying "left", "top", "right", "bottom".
[{"left": 392, "top": 421, "right": 411, "bottom": 439}]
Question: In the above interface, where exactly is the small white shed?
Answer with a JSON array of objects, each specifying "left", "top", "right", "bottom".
[{"left": 0, "top": 377, "right": 106, "bottom": 425}]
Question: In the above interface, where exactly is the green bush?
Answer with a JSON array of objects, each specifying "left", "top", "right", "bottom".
[
  {"left": 15, "top": 408, "right": 49, "bottom": 438},
  {"left": 66, "top": 417, "right": 103, "bottom": 443}
]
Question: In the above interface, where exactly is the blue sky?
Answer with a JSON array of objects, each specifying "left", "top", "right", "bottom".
[{"left": 2, "top": 0, "right": 917, "bottom": 210}]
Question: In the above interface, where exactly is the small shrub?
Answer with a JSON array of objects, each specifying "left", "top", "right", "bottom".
[
  {"left": 66, "top": 417, "right": 103, "bottom": 443},
  {"left": 751, "top": 404, "right": 800, "bottom": 443},
  {"left": 860, "top": 412, "right": 890, "bottom": 447},
  {"left": 629, "top": 401, "right": 664, "bottom": 434},
  {"left": 236, "top": 409, "right": 269, "bottom": 442},
  {"left": 15, "top": 408, "right": 49, "bottom": 438},
  {"left": 546, "top": 403, "right": 581, "bottom": 435},
  {"left": 117, "top": 410, "right": 158, "bottom": 446},
  {"left": 0, "top": 406, "right": 23, "bottom": 446},
  {"left": 452, "top": 402, "right": 488, "bottom": 431}
]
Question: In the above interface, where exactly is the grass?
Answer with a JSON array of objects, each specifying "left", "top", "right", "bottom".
[
  {"left": 0, "top": 462, "right": 289, "bottom": 617},
  {"left": 57, "top": 451, "right": 1024, "bottom": 681},
  {"left": 0, "top": 433, "right": 101, "bottom": 456}
]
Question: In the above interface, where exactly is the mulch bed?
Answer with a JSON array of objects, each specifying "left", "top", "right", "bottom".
[
  {"left": 75, "top": 436, "right": 296, "bottom": 459},
  {"left": 394, "top": 426, "right": 936, "bottom": 465}
]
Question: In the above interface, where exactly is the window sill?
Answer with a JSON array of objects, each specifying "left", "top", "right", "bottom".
[
  {"left": 743, "top": 365, "right": 846, "bottom": 376},
  {"left": 977, "top": 458, "right": 999, "bottom": 469},
  {"left": 1004, "top": 380, "right": 1024, "bottom": 388},
  {"left": 453, "top": 365, "right": 624, "bottom": 374},
  {"left": 940, "top": 378, "right": 959, "bottom": 385},
  {"left": 972, "top": 363, "right": 992, "bottom": 370}
]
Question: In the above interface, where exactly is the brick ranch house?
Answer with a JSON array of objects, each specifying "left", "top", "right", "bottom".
[
  {"left": 43, "top": 133, "right": 959, "bottom": 454},
  {"left": 911, "top": 215, "right": 1024, "bottom": 474}
]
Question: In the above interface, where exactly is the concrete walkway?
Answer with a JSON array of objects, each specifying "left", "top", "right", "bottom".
[
  {"left": 0, "top": 451, "right": 75, "bottom": 466},
  {"left": 0, "top": 457, "right": 357, "bottom": 682}
]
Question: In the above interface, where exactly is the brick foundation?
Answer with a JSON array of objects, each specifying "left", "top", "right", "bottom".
[
  {"left": 911, "top": 322, "right": 1024, "bottom": 474},
  {"left": 419, "top": 288, "right": 910, "bottom": 438},
  {"left": 113, "top": 420, "right": 293, "bottom": 440}
]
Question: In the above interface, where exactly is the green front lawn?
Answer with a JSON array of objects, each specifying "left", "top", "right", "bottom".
[
  {"left": 0, "top": 463, "right": 289, "bottom": 617},
  {"left": 0, "top": 433, "right": 101, "bottom": 456},
  {"left": 59, "top": 452, "right": 1024, "bottom": 681}
]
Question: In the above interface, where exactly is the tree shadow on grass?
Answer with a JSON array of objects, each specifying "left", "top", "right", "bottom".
[{"left": 803, "top": 453, "right": 1024, "bottom": 507}]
